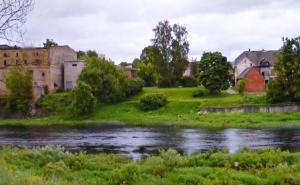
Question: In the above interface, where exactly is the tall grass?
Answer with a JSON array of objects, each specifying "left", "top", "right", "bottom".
[{"left": 1, "top": 146, "right": 300, "bottom": 185}]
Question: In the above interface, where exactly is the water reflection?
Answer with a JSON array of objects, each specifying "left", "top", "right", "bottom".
[{"left": 1, "top": 126, "right": 300, "bottom": 159}]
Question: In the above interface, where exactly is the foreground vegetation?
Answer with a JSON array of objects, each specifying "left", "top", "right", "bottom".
[
  {"left": 1, "top": 146, "right": 300, "bottom": 185},
  {"left": 1, "top": 87, "right": 300, "bottom": 128}
]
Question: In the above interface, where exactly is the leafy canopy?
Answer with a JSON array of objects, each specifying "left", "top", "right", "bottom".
[
  {"left": 199, "top": 52, "right": 232, "bottom": 94},
  {"left": 79, "top": 57, "right": 129, "bottom": 103},
  {"left": 267, "top": 37, "right": 300, "bottom": 103},
  {"left": 137, "top": 62, "right": 158, "bottom": 87},
  {"left": 151, "top": 20, "right": 190, "bottom": 87}
]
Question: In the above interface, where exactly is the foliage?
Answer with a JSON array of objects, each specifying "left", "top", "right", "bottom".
[
  {"left": 125, "top": 78, "right": 144, "bottom": 97},
  {"left": 267, "top": 37, "right": 300, "bottom": 103},
  {"left": 76, "top": 50, "right": 99, "bottom": 60},
  {"left": 6, "top": 68, "right": 33, "bottom": 115},
  {"left": 151, "top": 20, "right": 190, "bottom": 87},
  {"left": 137, "top": 62, "right": 158, "bottom": 87},
  {"left": 43, "top": 38, "right": 58, "bottom": 48},
  {"left": 199, "top": 52, "right": 233, "bottom": 94},
  {"left": 2, "top": 147, "right": 300, "bottom": 185},
  {"left": 132, "top": 58, "right": 141, "bottom": 68},
  {"left": 79, "top": 57, "right": 129, "bottom": 103},
  {"left": 139, "top": 93, "right": 168, "bottom": 111},
  {"left": 36, "top": 92, "right": 72, "bottom": 113},
  {"left": 190, "top": 61, "right": 200, "bottom": 78},
  {"left": 140, "top": 45, "right": 165, "bottom": 77},
  {"left": 180, "top": 76, "right": 198, "bottom": 87},
  {"left": 192, "top": 88, "right": 207, "bottom": 97},
  {"left": 70, "top": 81, "right": 96, "bottom": 116},
  {"left": 237, "top": 80, "right": 246, "bottom": 94}
]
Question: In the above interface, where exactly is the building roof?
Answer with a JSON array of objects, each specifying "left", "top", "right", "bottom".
[
  {"left": 0, "top": 45, "right": 21, "bottom": 50},
  {"left": 234, "top": 50, "right": 279, "bottom": 67},
  {"left": 237, "top": 67, "right": 252, "bottom": 79},
  {"left": 0, "top": 45, "right": 73, "bottom": 51}
]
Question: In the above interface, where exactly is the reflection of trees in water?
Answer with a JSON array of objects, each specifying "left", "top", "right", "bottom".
[{"left": 271, "top": 128, "right": 300, "bottom": 151}]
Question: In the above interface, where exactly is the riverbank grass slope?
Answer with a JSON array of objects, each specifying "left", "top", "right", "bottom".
[
  {"left": 1, "top": 147, "right": 300, "bottom": 185},
  {"left": 1, "top": 87, "right": 300, "bottom": 128}
]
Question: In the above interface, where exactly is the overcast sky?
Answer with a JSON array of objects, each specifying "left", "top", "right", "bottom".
[{"left": 19, "top": 0, "right": 300, "bottom": 63}]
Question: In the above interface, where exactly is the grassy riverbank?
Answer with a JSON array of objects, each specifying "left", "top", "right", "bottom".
[
  {"left": 1, "top": 87, "right": 300, "bottom": 128},
  {"left": 1, "top": 146, "right": 300, "bottom": 185}
]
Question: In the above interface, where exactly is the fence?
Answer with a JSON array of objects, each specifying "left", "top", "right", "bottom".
[{"left": 199, "top": 104, "right": 300, "bottom": 113}]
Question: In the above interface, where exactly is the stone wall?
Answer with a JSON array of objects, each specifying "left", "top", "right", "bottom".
[{"left": 200, "top": 104, "right": 300, "bottom": 113}]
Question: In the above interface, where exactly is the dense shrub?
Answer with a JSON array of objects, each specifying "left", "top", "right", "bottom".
[
  {"left": 125, "top": 78, "right": 144, "bottom": 97},
  {"left": 36, "top": 93, "right": 72, "bottom": 113},
  {"left": 6, "top": 68, "right": 33, "bottom": 115},
  {"left": 139, "top": 93, "right": 168, "bottom": 111},
  {"left": 158, "top": 78, "right": 173, "bottom": 88},
  {"left": 192, "top": 89, "right": 207, "bottom": 97},
  {"left": 113, "top": 163, "right": 140, "bottom": 185},
  {"left": 237, "top": 80, "right": 246, "bottom": 94},
  {"left": 79, "top": 57, "right": 130, "bottom": 103},
  {"left": 180, "top": 76, "right": 198, "bottom": 87},
  {"left": 70, "top": 81, "right": 97, "bottom": 116},
  {"left": 266, "top": 80, "right": 286, "bottom": 103}
]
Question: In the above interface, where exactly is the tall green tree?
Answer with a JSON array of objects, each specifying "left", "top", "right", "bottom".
[
  {"left": 6, "top": 68, "right": 33, "bottom": 115},
  {"left": 151, "top": 20, "right": 190, "bottom": 86},
  {"left": 170, "top": 24, "right": 189, "bottom": 84},
  {"left": 43, "top": 39, "right": 58, "bottom": 48},
  {"left": 137, "top": 62, "right": 158, "bottom": 87},
  {"left": 152, "top": 20, "right": 173, "bottom": 83},
  {"left": 267, "top": 37, "right": 300, "bottom": 103},
  {"left": 140, "top": 46, "right": 164, "bottom": 74},
  {"left": 199, "top": 52, "right": 232, "bottom": 94}
]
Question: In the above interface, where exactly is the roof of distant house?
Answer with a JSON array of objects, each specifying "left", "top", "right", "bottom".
[
  {"left": 237, "top": 67, "right": 252, "bottom": 79},
  {"left": 234, "top": 50, "right": 279, "bottom": 67}
]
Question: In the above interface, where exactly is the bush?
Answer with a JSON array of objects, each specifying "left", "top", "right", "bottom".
[
  {"left": 113, "top": 163, "right": 140, "bottom": 185},
  {"left": 6, "top": 68, "right": 33, "bottom": 115},
  {"left": 158, "top": 78, "right": 173, "bottom": 88},
  {"left": 237, "top": 80, "right": 246, "bottom": 94},
  {"left": 125, "top": 78, "right": 144, "bottom": 97},
  {"left": 192, "top": 89, "right": 207, "bottom": 97},
  {"left": 70, "top": 81, "right": 97, "bottom": 116},
  {"left": 139, "top": 93, "right": 168, "bottom": 111},
  {"left": 266, "top": 80, "right": 286, "bottom": 103},
  {"left": 180, "top": 76, "right": 198, "bottom": 87},
  {"left": 79, "top": 57, "right": 130, "bottom": 103}
]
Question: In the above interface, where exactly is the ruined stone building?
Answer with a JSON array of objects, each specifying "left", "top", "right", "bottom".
[{"left": 0, "top": 45, "right": 79, "bottom": 100}]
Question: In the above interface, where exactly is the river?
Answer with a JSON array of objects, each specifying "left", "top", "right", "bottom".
[{"left": 1, "top": 125, "right": 300, "bottom": 159}]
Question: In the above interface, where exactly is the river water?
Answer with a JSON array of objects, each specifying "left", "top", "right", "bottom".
[{"left": 1, "top": 125, "right": 300, "bottom": 159}]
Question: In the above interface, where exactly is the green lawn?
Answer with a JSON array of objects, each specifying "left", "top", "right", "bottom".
[
  {"left": 1, "top": 146, "right": 300, "bottom": 185},
  {"left": 1, "top": 87, "right": 300, "bottom": 128}
]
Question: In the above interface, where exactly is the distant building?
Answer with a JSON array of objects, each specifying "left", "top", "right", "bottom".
[
  {"left": 64, "top": 61, "right": 85, "bottom": 90},
  {"left": 234, "top": 50, "right": 278, "bottom": 92},
  {"left": 237, "top": 67, "right": 265, "bottom": 92},
  {"left": 0, "top": 45, "right": 78, "bottom": 100},
  {"left": 118, "top": 64, "right": 137, "bottom": 79}
]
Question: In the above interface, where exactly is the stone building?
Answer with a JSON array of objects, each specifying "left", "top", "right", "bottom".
[
  {"left": 64, "top": 61, "right": 85, "bottom": 90},
  {"left": 234, "top": 50, "right": 278, "bottom": 92},
  {"left": 0, "top": 45, "right": 77, "bottom": 100}
]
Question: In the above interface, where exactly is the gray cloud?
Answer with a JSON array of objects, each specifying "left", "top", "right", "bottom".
[{"left": 4, "top": 0, "right": 300, "bottom": 62}]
